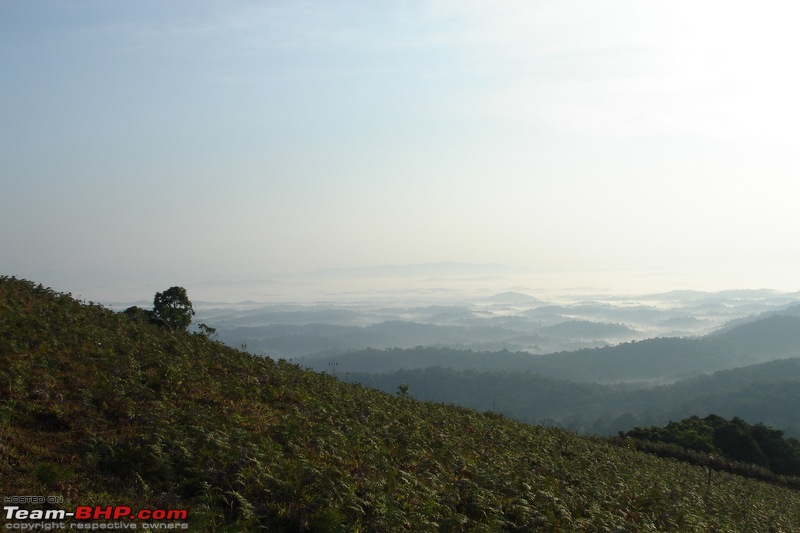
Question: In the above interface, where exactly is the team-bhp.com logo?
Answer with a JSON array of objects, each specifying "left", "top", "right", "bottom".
[{"left": 3, "top": 502, "right": 189, "bottom": 530}]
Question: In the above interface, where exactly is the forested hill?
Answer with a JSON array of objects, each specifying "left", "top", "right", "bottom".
[
  {"left": 304, "top": 314, "right": 800, "bottom": 382},
  {"left": 710, "top": 314, "right": 800, "bottom": 355},
  {"left": 3, "top": 276, "right": 800, "bottom": 531},
  {"left": 344, "top": 357, "right": 800, "bottom": 437}
]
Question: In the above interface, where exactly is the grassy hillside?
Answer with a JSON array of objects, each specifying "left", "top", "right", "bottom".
[{"left": 3, "top": 276, "right": 800, "bottom": 531}]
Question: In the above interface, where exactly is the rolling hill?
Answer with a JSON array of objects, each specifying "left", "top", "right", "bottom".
[
  {"left": 344, "top": 356, "right": 800, "bottom": 438},
  {"left": 305, "top": 314, "right": 800, "bottom": 383}
]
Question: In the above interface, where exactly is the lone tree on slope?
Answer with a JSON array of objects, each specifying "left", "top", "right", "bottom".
[{"left": 153, "top": 286, "right": 194, "bottom": 330}]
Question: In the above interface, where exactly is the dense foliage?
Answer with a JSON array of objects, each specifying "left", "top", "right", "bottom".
[
  {"left": 152, "top": 286, "right": 195, "bottom": 330},
  {"left": 3, "top": 276, "right": 800, "bottom": 531},
  {"left": 340, "top": 356, "right": 800, "bottom": 438},
  {"left": 622, "top": 415, "right": 800, "bottom": 477},
  {"left": 124, "top": 286, "right": 195, "bottom": 330}
]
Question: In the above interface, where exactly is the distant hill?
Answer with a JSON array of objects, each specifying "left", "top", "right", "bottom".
[
  {"left": 657, "top": 315, "right": 707, "bottom": 328},
  {"left": 3, "top": 275, "right": 800, "bottom": 530},
  {"left": 539, "top": 320, "right": 636, "bottom": 339},
  {"left": 219, "top": 321, "right": 525, "bottom": 358},
  {"left": 640, "top": 288, "right": 781, "bottom": 301},
  {"left": 345, "top": 366, "right": 614, "bottom": 421},
  {"left": 669, "top": 357, "right": 800, "bottom": 391},
  {"left": 304, "top": 337, "right": 710, "bottom": 382},
  {"left": 207, "top": 293, "right": 800, "bottom": 360},
  {"left": 643, "top": 357, "right": 800, "bottom": 434},
  {"left": 711, "top": 315, "right": 800, "bottom": 356},
  {"left": 346, "top": 357, "right": 800, "bottom": 438},
  {"left": 307, "top": 314, "right": 800, "bottom": 382},
  {"left": 484, "top": 291, "right": 541, "bottom": 304}
]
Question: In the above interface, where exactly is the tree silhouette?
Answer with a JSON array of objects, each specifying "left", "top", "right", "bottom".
[{"left": 153, "top": 286, "right": 194, "bottom": 330}]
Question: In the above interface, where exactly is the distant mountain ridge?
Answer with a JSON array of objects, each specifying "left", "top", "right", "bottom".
[
  {"left": 712, "top": 314, "right": 800, "bottom": 351},
  {"left": 344, "top": 356, "right": 800, "bottom": 438},
  {"left": 203, "top": 288, "right": 800, "bottom": 359},
  {"left": 304, "top": 314, "right": 800, "bottom": 382},
  {"left": 307, "top": 261, "right": 518, "bottom": 278},
  {"left": 539, "top": 320, "right": 636, "bottom": 339}
]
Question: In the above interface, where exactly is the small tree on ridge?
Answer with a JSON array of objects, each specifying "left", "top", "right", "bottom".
[{"left": 153, "top": 286, "right": 194, "bottom": 330}]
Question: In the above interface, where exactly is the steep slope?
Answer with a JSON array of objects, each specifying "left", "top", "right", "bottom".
[{"left": 2, "top": 276, "right": 800, "bottom": 531}]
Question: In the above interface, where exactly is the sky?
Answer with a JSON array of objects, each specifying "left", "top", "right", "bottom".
[{"left": 2, "top": 1, "right": 800, "bottom": 302}]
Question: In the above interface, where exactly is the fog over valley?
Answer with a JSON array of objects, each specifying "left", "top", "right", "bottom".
[
  {"left": 197, "top": 282, "right": 799, "bottom": 359},
  {"left": 177, "top": 269, "right": 800, "bottom": 437}
]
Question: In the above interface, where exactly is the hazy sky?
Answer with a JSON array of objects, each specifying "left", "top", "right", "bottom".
[{"left": 2, "top": 1, "right": 799, "bottom": 301}]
